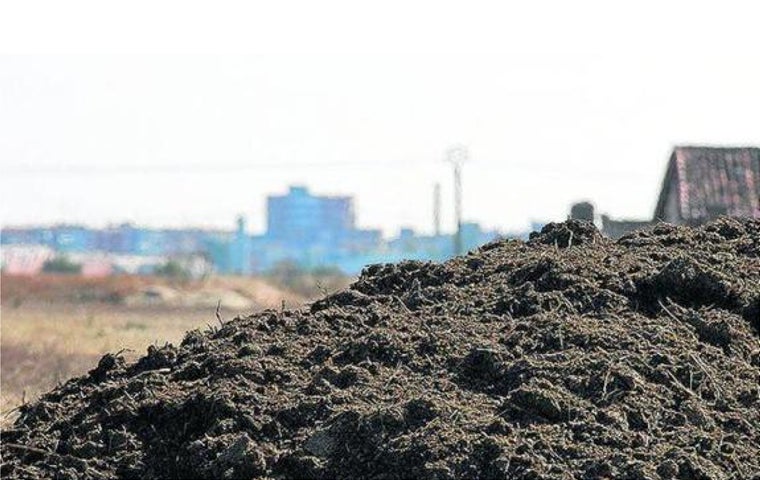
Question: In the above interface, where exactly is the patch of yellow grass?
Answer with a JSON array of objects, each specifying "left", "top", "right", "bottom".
[{"left": 1, "top": 303, "right": 250, "bottom": 419}]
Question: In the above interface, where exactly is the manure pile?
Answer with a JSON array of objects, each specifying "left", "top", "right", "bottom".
[{"left": 3, "top": 219, "right": 760, "bottom": 479}]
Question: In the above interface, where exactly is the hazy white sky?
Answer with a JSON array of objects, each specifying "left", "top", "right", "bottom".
[{"left": 1, "top": 1, "right": 758, "bottom": 236}]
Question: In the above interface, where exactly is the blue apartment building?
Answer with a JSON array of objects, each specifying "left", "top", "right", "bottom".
[
  {"left": 2, "top": 225, "right": 95, "bottom": 253},
  {"left": 250, "top": 186, "right": 383, "bottom": 272}
]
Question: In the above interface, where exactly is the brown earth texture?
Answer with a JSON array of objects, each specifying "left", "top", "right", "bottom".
[{"left": 2, "top": 219, "right": 760, "bottom": 480}]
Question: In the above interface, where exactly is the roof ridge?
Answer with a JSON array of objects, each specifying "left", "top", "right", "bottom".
[{"left": 674, "top": 144, "right": 760, "bottom": 152}]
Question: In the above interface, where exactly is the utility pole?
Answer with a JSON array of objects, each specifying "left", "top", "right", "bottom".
[
  {"left": 445, "top": 145, "right": 468, "bottom": 255},
  {"left": 433, "top": 182, "right": 441, "bottom": 236}
]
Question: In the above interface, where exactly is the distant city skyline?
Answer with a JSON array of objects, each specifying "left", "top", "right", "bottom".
[
  {"left": 1, "top": 185, "right": 503, "bottom": 275},
  {"left": 0, "top": 182, "right": 526, "bottom": 239}
]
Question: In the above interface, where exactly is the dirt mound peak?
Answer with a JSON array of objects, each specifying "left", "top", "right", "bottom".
[{"left": 528, "top": 219, "right": 604, "bottom": 248}]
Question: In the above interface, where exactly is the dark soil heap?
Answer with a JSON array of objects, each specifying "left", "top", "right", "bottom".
[{"left": 3, "top": 219, "right": 760, "bottom": 480}]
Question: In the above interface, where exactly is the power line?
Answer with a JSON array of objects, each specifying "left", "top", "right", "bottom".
[
  {"left": 0, "top": 160, "right": 440, "bottom": 176},
  {"left": 1, "top": 158, "right": 653, "bottom": 178}
]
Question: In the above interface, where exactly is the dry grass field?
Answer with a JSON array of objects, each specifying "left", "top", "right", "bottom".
[
  {"left": 1, "top": 273, "right": 351, "bottom": 424},
  {"left": 1, "top": 303, "right": 223, "bottom": 413}
]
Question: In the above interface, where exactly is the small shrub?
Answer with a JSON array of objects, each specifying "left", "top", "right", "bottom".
[
  {"left": 154, "top": 260, "right": 190, "bottom": 279},
  {"left": 42, "top": 256, "right": 82, "bottom": 274},
  {"left": 266, "top": 261, "right": 351, "bottom": 299}
]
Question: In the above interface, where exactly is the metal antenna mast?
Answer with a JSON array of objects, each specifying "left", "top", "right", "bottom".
[
  {"left": 445, "top": 145, "right": 468, "bottom": 255},
  {"left": 433, "top": 182, "right": 441, "bottom": 236}
]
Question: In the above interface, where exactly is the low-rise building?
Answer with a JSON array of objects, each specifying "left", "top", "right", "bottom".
[
  {"left": 654, "top": 146, "right": 760, "bottom": 224},
  {"left": 594, "top": 145, "right": 760, "bottom": 238}
]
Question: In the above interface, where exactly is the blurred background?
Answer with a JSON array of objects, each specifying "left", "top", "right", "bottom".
[{"left": 1, "top": 0, "right": 758, "bottom": 416}]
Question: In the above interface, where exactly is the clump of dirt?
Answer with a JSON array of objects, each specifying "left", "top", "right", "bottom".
[{"left": 3, "top": 218, "right": 760, "bottom": 479}]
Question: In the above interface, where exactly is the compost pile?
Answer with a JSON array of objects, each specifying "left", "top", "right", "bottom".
[{"left": 3, "top": 219, "right": 760, "bottom": 480}]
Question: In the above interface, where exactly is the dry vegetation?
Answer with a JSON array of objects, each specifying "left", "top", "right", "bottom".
[
  {"left": 1, "top": 273, "right": 350, "bottom": 422},
  {"left": 1, "top": 303, "right": 221, "bottom": 414}
]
